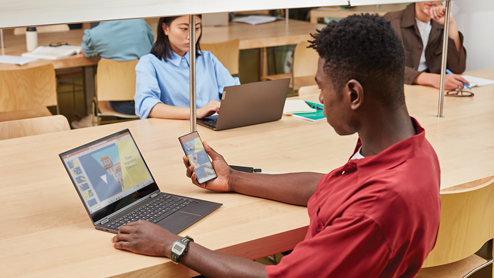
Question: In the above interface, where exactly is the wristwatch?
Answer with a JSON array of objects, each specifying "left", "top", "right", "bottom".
[{"left": 170, "top": 236, "right": 194, "bottom": 264}]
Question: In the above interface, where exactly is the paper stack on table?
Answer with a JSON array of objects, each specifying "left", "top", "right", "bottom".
[
  {"left": 0, "top": 55, "right": 39, "bottom": 65},
  {"left": 22, "top": 45, "right": 82, "bottom": 60},
  {"left": 462, "top": 75, "right": 494, "bottom": 87},
  {"left": 232, "top": 15, "right": 278, "bottom": 25}
]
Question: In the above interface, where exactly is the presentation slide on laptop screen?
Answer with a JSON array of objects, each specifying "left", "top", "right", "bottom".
[{"left": 61, "top": 132, "right": 153, "bottom": 214}]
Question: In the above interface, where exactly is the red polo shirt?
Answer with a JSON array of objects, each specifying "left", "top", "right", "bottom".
[{"left": 266, "top": 118, "right": 440, "bottom": 278}]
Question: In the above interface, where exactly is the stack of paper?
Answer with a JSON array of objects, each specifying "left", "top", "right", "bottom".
[
  {"left": 0, "top": 55, "right": 39, "bottom": 65},
  {"left": 285, "top": 100, "right": 326, "bottom": 122},
  {"left": 22, "top": 45, "right": 82, "bottom": 60},
  {"left": 462, "top": 75, "right": 494, "bottom": 87},
  {"left": 232, "top": 15, "right": 278, "bottom": 25}
]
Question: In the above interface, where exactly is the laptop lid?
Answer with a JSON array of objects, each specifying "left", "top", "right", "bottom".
[
  {"left": 59, "top": 129, "right": 160, "bottom": 225},
  {"left": 201, "top": 78, "right": 290, "bottom": 131}
]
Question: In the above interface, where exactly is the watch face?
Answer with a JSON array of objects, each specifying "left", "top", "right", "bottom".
[{"left": 172, "top": 242, "right": 185, "bottom": 254}]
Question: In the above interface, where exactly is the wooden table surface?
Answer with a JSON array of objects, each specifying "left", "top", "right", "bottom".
[
  {"left": 1, "top": 68, "right": 493, "bottom": 277},
  {"left": 310, "top": 4, "right": 409, "bottom": 23},
  {"left": 0, "top": 29, "right": 99, "bottom": 70},
  {"left": 202, "top": 19, "right": 325, "bottom": 49}
]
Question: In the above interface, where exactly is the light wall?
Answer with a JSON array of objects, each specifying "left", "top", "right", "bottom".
[{"left": 454, "top": 0, "right": 494, "bottom": 71}]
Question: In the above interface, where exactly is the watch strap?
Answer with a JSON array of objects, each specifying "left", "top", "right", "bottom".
[{"left": 171, "top": 236, "right": 194, "bottom": 264}]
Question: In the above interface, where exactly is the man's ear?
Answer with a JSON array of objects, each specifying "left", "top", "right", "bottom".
[{"left": 345, "top": 79, "right": 364, "bottom": 111}]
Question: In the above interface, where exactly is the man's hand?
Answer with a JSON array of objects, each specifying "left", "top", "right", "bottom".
[
  {"left": 112, "top": 220, "right": 180, "bottom": 257},
  {"left": 197, "top": 100, "right": 220, "bottom": 119},
  {"left": 183, "top": 141, "right": 233, "bottom": 192}
]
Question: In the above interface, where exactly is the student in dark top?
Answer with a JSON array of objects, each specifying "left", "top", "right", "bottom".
[
  {"left": 111, "top": 14, "right": 441, "bottom": 278},
  {"left": 385, "top": 2, "right": 469, "bottom": 90}
]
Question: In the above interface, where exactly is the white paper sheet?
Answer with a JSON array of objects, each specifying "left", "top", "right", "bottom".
[
  {"left": 0, "top": 55, "right": 40, "bottom": 65},
  {"left": 462, "top": 75, "right": 494, "bottom": 87},
  {"left": 283, "top": 99, "right": 315, "bottom": 114},
  {"left": 232, "top": 15, "right": 278, "bottom": 25}
]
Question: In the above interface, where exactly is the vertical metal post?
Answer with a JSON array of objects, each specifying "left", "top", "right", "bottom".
[
  {"left": 0, "top": 29, "right": 4, "bottom": 49},
  {"left": 189, "top": 15, "right": 197, "bottom": 132},
  {"left": 285, "top": 9, "right": 289, "bottom": 25},
  {"left": 437, "top": 0, "right": 451, "bottom": 118}
]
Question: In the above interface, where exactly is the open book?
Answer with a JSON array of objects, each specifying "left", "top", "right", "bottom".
[{"left": 22, "top": 45, "right": 82, "bottom": 60}]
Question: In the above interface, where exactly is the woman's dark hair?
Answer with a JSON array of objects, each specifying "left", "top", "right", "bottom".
[{"left": 150, "top": 15, "right": 202, "bottom": 61}]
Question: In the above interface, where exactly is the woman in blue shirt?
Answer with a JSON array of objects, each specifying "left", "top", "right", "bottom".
[{"left": 134, "top": 15, "right": 240, "bottom": 119}]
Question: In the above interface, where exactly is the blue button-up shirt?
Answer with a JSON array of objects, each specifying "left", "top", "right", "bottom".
[{"left": 134, "top": 51, "right": 240, "bottom": 119}]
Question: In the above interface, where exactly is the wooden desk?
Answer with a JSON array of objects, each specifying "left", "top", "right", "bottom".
[
  {"left": 0, "top": 29, "right": 99, "bottom": 115},
  {"left": 310, "top": 4, "right": 409, "bottom": 24},
  {"left": 202, "top": 19, "right": 324, "bottom": 79},
  {"left": 1, "top": 68, "right": 494, "bottom": 277},
  {"left": 202, "top": 19, "right": 324, "bottom": 50}
]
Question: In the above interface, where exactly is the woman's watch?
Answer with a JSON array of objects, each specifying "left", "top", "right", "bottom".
[{"left": 170, "top": 236, "right": 194, "bottom": 264}]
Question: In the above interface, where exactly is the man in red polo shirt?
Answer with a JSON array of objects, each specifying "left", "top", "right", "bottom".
[{"left": 112, "top": 14, "right": 441, "bottom": 278}]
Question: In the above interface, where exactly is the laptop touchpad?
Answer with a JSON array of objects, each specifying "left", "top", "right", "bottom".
[{"left": 158, "top": 211, "right": 201, "bottom": 234}]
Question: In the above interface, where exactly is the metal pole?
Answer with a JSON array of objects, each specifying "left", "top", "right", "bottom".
[
  {"left": 0, "top": 29, "right": 4, "bottom": 49},
  {"left": 189, "top": 15, "right": 197, "bottom": 132},
  {"left": 437, "top": 0, "right": 451, "bottom": 118},
  {"left": 285, "top": 9, "right": 289, "bottom": 25}
]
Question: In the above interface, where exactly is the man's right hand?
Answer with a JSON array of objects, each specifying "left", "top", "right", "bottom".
[{"left": 183, "top": 141, "right": 233, "bottom": 192}]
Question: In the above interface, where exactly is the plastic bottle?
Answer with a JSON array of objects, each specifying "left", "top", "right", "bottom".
[{"left": 25, "top": 27, "right": 38, "bottom": 52}]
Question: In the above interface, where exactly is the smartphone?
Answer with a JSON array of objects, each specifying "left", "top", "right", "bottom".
[{"left": 179, "top": 131, "right": 217, "bottom": 184}]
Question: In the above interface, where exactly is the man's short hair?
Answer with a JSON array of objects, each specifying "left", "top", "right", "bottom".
[{"left": 309, "top": 14, "right": 406, "bottom": 107}]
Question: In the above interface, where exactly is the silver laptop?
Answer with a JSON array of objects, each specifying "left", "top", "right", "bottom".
[
  {"left": 198, "top": 78, "right": 290, "bottom": 131},
  {"left": 59, "top": 129, "right": 222, "bottom": 234}
]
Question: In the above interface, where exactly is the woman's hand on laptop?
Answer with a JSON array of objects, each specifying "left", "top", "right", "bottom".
[
  {"left": 197, "top": 100, "right": 220, "bottom": 119},
  {"left": 183, "top": 141, "right": 232, "bottom": 192},
  {"left": 112, "top": 220, "right": 179, "bottom": 257}
]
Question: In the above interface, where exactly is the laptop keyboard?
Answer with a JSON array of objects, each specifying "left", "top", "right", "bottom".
[
  {"left": 107, "top": 195, "right": 192, "bottom": 229},
  {"left": 199, "top": 118, "right": 216, "bottom": 129}
]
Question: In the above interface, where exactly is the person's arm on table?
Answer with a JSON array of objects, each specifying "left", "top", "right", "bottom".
[
  {"left": 185, "top": 142, "right": 322, "bottom": 206},
  {"left": 148, "top": 101, "right": 220, "bottom": 120},
  {"left": 413, "top": 72, "right": 469, "bottom": 90}
]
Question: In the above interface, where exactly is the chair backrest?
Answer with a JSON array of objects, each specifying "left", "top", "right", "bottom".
[
  {"left": 298, "top": 85, "right": 320, "bottom": 97},
  {"left": 422, "top": 175, "right": 494, "bottom": 268},
  {"left": 96, "top": 59, "right": 139, "bottom": 101},
  {"left": 0, "top": 64, "right": 57, "bottom": 112},
  {"left": 14, "top": 24, "right": 70, "bottom": 35},
  {"left": 292, "top": 40, "right": 318, "bottom": 78},
  {"left": 0, "top": 115, "right": 70, "bottom": 140},
  {"left": 201, "top": 39, "right": 240, "bottom": 75}
]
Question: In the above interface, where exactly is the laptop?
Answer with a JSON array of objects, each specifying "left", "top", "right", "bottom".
[
  {"left": 59, "top": 129, "right": 222, "bottom": 234},
  {"left": 198, "top": 78, "right": 290, "bottom": 131}
]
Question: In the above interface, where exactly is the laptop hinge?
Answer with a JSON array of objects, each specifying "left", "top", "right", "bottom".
[{"left": 151, "top": 192, "right": 159, "bottom": 198}]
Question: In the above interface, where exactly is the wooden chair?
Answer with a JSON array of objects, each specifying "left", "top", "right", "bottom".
[
  {"left": 201, "top": 39, "right": 240, "bottom": 76},
  {"left": 0, "top": 115, "right": 70, "bottom": 140},
  {"left": 0, "top": 64, "right": 57, "bottom": 122},
  {"left": 261, "top": 40, "right": 318, "bottom": 91},
  {"left": 416, "top": 176, "right": 494, "bottom": 277},
  {"left": 13, "top": 24, "right": 70, "bottom": 35},
  {"left": 94, "top": 59, "right": 139, "bottom": 125},
  {"left": 297, "top": 85, "right": 320, "bottom": 97}
]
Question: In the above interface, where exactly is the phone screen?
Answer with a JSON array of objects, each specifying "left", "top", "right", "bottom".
[{"left": 178, "top": 131, "right": 217, "bottom": 184}]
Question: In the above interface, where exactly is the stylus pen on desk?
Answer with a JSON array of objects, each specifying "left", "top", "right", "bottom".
[
  {"left": 446, "top": 69, "right": 472, "bottom": 90},
  {"left": 305, "top": 101, "right": 323, "bottom": 110}
]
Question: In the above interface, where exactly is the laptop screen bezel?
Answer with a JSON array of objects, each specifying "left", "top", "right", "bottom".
[{"left": 59, "top": 129, "right": 160, "bottom": 224}]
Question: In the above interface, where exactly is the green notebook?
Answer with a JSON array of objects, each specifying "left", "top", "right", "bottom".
[{"left": 292, "top": 101, "right": 326, "bottom": 122}]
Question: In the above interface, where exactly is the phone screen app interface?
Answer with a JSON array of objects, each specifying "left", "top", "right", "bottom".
[{"left": 181, "top": 137, "right": 215, "bottom": 182}]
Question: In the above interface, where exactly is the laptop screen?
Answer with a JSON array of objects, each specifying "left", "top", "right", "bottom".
[{"left": 59, "top": 129, "right": 159, "bottom": 223}]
